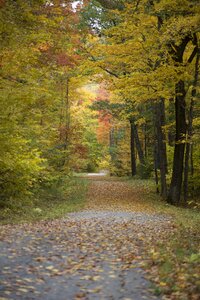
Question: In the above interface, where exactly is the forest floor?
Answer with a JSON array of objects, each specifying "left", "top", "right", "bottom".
[{"left": 0, "top": 176, "right": 199, "bottom": 300}]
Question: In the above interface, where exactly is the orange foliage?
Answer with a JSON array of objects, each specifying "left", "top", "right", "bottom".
[{"left": 94, "top": 84, "right": 112, "bottom": 145}]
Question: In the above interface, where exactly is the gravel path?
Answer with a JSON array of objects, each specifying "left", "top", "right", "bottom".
[
  {"left": 67, "top": 210, "right": 168, "bottom": 224},
  {"left": 0, "top": 178, "right": 171, "bottom": 300}
]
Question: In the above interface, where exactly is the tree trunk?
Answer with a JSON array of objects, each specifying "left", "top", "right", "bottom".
[
  {"left": 168, "top": 80, "right": 187, "bottom": 205},
  {"left": 109, "top": 127, "right": 115, "bottom": 147},
  {"left": 130, "top": 120, "right": 137, "bottom": 176},
  {"left": 190, "top": 144, "right": 194, "bottom": 177},
  {"left": 109, "top": 127, "right": 115, "bottom": 162},
  {"left": 154, "top": 144, "right": 159, "bottom": 194},
  {"left": 167, "top": 36, "right": 192, "bottom": 205},
  {"left": 144, "top": 123, "right": 148, "bottom": 158},
  {"left": 64, "top": 77, "right": 70, "bottom": 150},
  {"left": 155, "top": 99, "right": 168, "bottom": 199},
  {"left": 61, "top": 78, "right": 70, "bottom": 167},
  {"left": 183, "top": 48, "right": 199, "bottom": 203},
  {"left": 133, "top": 123, "right": 145, "bottom": 165}
]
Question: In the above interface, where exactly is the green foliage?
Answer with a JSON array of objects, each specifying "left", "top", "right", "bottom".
[
  {"left": 0, "top": 132, "right": 44, "bottom": 206},
  {"left": 86, "top": 162, "right": 97, "bottom": 172},
  {"left": 0, "top": 177, "right": 88, "bottom": 224},
  {"left": 80, "top": 0, "right": 120, "bottom": 34}
]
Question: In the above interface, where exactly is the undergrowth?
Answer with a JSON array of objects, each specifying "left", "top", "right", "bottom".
[{"left": 0, "top": 177, "right": 88, "bottom": 225}]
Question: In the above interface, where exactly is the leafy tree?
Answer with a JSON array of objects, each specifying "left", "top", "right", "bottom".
[
  {"left": 0, "top": 0, "right": 98, "bottom": 204},
  {"left": 83, "top": 0, "right": 200, "bottom": 204}
]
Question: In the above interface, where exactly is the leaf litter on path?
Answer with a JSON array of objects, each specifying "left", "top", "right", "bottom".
[{"left": 0, "top": 178, "right": 175, "bottom": 300}]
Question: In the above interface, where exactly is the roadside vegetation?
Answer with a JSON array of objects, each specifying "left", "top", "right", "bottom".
[
  {"left": 127, "top": 179, "right": 200, "bottom": 300},
  {"left": 0, "top": 177, "right": 88, "bottom": 225}
]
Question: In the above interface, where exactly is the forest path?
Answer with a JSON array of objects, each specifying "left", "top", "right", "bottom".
[{"left": 0, "top": 177, "right": 172, "bottom": 300}]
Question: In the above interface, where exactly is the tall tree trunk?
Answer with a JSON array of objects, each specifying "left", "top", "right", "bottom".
[
  {"left": 64, "top": 77, "right": 70, "bottom": 150},
  {"left": 168, "top": 80, "right": 187, "bottom": 205},
  {"left": 190, "top": 144, "right": 194, "bottom": 177},
  {"left": 167, "top": 99, "right": 175, "bottom": 147},
  {"left": 130, "top": 120, "right": 136, "bottom": 176},
  {"left": 59, "top": 81, "right": 64, "bottom": 141},
  {"left": 61, "top": 78, "right": 70, "bottom": 167},
  {"left": 183, "top": 48, "right": 199, "bottom": 203},
  {"left": 190, "top": 144, "right": 194, "bottom": 197},
  {"left": 155, "top": 99, "right": 168, "bottom": 199},
  {"left": 154, "top": 144, "right": 159, "bottom": 194},
  {"left": 109, "top": 127, "right": 115, "bottom": 163},
  {"left": 167, "top": 36, "right": 192, "bottom": 205},
  {"left": 133, "top": 123, "right": 145, "bottom": 165},
  {"left": 144, "top": 123, "right": 148, "bottom": 158},
  {"left": 109, "top": 127, "right": 115, "bottom": 148}
]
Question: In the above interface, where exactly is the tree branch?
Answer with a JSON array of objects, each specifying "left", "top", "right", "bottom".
[
  {"left": 187, "top": 34, "right": 198, "bottom": 64},
  {"left": 99, "top": 66, "right": 119, "bottom": 78}
]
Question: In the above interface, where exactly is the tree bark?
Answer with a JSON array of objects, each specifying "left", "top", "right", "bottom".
[
  {"left": 64, "top": 77, "right": 70, "bottom": 150},
  {"left": 133, "top": 123, "right": 145, "bottom": 165},
  {"left": 109, "top": 127, "right": 116, "bottom": 162},
  {"left": 144, "top": 123, "right": 148, "bottom": 158},
  {"left": 167, "top": 36, "right": 192, "bottom": 205},
  {"left": 183, "top": 48, "right": 199, "bottom": 203},
  {"left": 130, "top": 120, "right": 137, "bottom": 176},
  {"left": 154, "top": 144, "right": 159, "bottom": 194},
  {"left": 155, "top": 99, "right": 168, "bottom": 199},
  {"left": 109, "top": 127, "right": 115, "bottom": 148},
  {"left": 168, "top": 80, "right": 187, "bottom": 205}
]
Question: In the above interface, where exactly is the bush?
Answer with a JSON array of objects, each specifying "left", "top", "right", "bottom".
[
  {"left": 0, "top": 136, "right": 44, "bottom": 207},
  {"left": 86, "top": 162, "right": 97, "bottom": 172}
]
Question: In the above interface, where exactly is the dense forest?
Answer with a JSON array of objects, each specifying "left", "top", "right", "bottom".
[
  {"left": 0, "top": 2, "right": 200, "bottom": 300},
  {"left": 0, "top": 0, "right": 200, "bottom": 208}
]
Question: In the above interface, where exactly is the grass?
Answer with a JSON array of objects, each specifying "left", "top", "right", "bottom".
[
  {"left": 127, "top": 178, "right": 200, "bottom": 228},
  {"left": 0, "top": 177, "right": 88, "bottom": 225}
]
